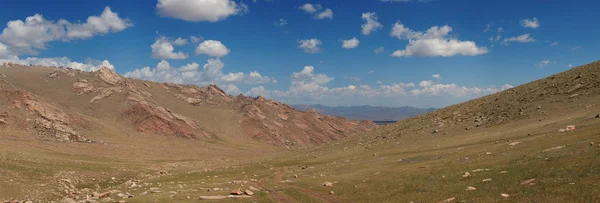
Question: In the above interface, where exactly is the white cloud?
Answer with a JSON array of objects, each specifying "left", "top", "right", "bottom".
[
  {"left": 221, "top": 84, "right": 241, "bottom": 95},
  {"left": 535, "top": 60, "right": 555, "bottom": 68},
  {"left": 299, "top": 4, "right": 333, "bottom": 20},
  {"left": 245, "top": 86, "right": 268, "bottom": 96},
  {"left": 374, "top": 47, "right": 384, "bottom": 54},
  {"left": 274, "top": 19, "right": 287, "bottom": 27},
  {"left": 0, "top": 56, "right": 114, "bottom": 72},
  {"left": 572, "top": 46, "right": 581, "bottom": 50},
  {"left": 368, "top": 70, "right": 375, "bottom": 74},
  {"left": 390, "top": 23, "right": 488, "bottom": 57},
  {"left": 221, "top": 71, "right": 273, "bottom": 84},
  {"left": 0, "top": 6, "right": 132, "bottom": 54},
  {"left": 0, "top": 42, "right": 12, "bottom": 59},
  {"left": 341, "top": 37, "right": 360, "bottom": 49},
  {"left": 520, "top": 18, "right": 539, "bottom": 29},
  {"left": 190, "top": 36, "right": 202, "bottom": 43},
  {"left": 568, "top": 64, "right": 573, "bottom": 68},
  {"left": 315, "top": 9, "right": 334, "bottom": 20},
  {"left": 503, "top": 33, "right": 535, "bottom": 43},
  {"left": 361, "top": 12, "right": 383, "bottom": 35},
  {"left": 409, "top": 83, "right": 499, "bottom": 97},
  {"left": 173, "top": 37, "right": 188, "bottom": 45},
  {"left": 390, "top": 22, "right": 452, "bottom": 40},
  {"left": 297, "top": 38, "right": 322, "bottom": 54},
  {"left": 291, "top": 66, "right": 333, "bottom": 85},
  {"left": 244, "top": 65, "right": 505, "bottom": 108},
  {"left": 124, "top": 58, "right": 273, "bottom": 87},
  {"left": 501, "top": 84, "right": 513, "bottom": 90},
  {"left": 550, "top": 42, "right": 558, "bottom": 46},
  {"left": 419, "top": 80, "right": 433, "bottom": 87},
  {"left": 299, "top": 3, "right": 321, "bottom": 13},
  {"left": 196, "top": 40, "right": 230, "bottom": 57},
  {"left": 432, "top": 74, "right": 440, "bottom": 79},
  {"left": 151, "top": 36, "right": 188, "bottom": 60},
  {"left": 392, "top": 38, "right": 489, "bottom": 57},
  {"left": 156, "top": 0, "right": 247, "bottom": 22}
]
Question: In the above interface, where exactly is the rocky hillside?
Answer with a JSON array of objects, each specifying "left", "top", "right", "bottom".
[
  {"left": 0, "top": 63, "right": 375, "bottom": 148},
  {"left": 366, "top": 60, "right": 600, "bottom": 139}
]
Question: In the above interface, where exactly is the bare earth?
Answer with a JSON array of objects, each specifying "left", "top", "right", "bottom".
[{"left": 1, "top": 60, "right": 600, "bottom": 202}]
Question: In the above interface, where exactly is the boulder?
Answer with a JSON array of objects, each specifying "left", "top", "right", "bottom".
[
  {"left": 185, "top": 97, "right": 202, "bottom": 105},
  {"left": 244, "top": 189, "right": 254, "bottom": 196},
  {"left": 97, "top": 67, "right": 122, "bottom": 85},
  {"left": 323, "top": 182, "right": 334, "bottom": 187},
  {"left": 230, "top": 188, "right": 243, "bottom": 195},
  {"left": 72, "top": 82, "right": 95, "bottom": 95},
  {"left": 520, "top": 178, "right": 536, "bottom": 185}
]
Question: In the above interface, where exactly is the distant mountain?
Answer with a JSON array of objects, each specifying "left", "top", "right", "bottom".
[{"left": 292, "top": 104, "right": 436, "bottom": 121}]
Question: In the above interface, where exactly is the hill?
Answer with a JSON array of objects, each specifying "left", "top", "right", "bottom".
[
  {"left": 1, "top": 60, "right": 600, "bottom": 202},
  {"left": 293, "top": 104, "right": 436, "bottom": 121}
]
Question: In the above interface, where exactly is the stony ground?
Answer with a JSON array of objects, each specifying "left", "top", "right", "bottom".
[{"left": 1, "top": 61, "right": 600, "bottom": 202}]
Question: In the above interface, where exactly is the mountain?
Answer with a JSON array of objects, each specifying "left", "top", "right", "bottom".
[
  {"left": 0, "top": 63, "right": 375, "bottom": 149},
  {"left": 293, "top": 104, "right": 436, "bottom": 121},
  {"left": 2, "top": 60, "right": 600, "bottom": 202}
]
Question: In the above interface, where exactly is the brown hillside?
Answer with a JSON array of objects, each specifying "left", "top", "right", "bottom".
[{"left": 0, "top": 63, "right": 375, "bottom": 148}]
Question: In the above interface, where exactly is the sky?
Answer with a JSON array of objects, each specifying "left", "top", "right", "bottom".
[{"left": 0, "top": 0, "right": 598, "bottom": 108}]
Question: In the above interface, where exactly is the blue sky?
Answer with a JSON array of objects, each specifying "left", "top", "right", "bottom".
[{"left": 0, "top": 0, "right": 598, "bottom": 108}]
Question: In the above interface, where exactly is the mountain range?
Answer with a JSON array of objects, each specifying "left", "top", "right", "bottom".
[{"left": 293, "top": 104, "right": 436, "bottom": 121}]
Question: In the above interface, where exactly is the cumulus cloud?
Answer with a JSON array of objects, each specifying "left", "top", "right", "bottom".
[
  {"left": 297, "top": 38, "right": 322, "bottom": 54},
  {"left": 173, "top": 37, "right": 188, "bottom": 45},
  {"left": 341, "top": 37, "right": 360, "bottom": 49},
  {"left": 361, "top": 12, "right": 383, "bottom": 35},
  {"left": 432, "top": 74, "right": 440, "bottom": 79},
  {"left": 221, "top": 71, "right": 273, "bottom": 84},
  {"left": 190, "top": 36, "right": 202, "bottom": 43},
  {"left": 503, "top": 33, "right": 535, "bottom": 43},
  {"left": 299, "top": 3, "right": 321, "bottom": 13},
  {"left": 520, "top": 18, "right": 539, "bottom": 29},
  {"left": 124, "top": 58, "right": 273, "bottom": 87},
  {"left": 151, "top": 36, "right": 188, "bottom": 60},
  {"left": 242, "top": 65, "right": 507, "bottom": 108},
  {"left": 299, "top": 4, "right": 333, "bottom": 20},
  {"left": 156, "top": 0, "right": 247, "bottom": 22},
  {"left": 0, "top": 56, "right": 114, "bottom": 72},
  {"left": 392, "top": 38, "right": 489, "bottom": 57},
  {"left": 419, "top": 80, "right": 433, "bottom": 87},
  {"left": 501, "top": 84, "right": 513, "bottom": 90},
  {"left": 316, "top": 8, "right": 334, "bottom": 20},
  {"left": 196, "top": 40, "right": 230, "bottom": 57},
  {"left": 390, "top": 22, "right": 488, "bottom": 57},
  {"left": 291, "top": 66, "right": 333, "bottom": 85},
  {"left": 0, "top": 6, "right": 132, "bottom": 54},
  {"left": 220, "top": 84, "right": 242, "bottom": 95}
]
